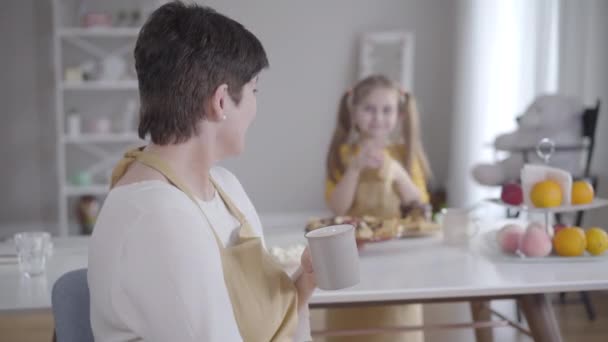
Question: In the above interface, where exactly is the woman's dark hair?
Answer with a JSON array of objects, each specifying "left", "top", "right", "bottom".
[{"left": 135, "top": 1, "right": 269, "bottom": 144}]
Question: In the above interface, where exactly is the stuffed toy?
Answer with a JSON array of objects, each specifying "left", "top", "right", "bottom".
[{"left": 473, "top": 94, "right": 586, "bottom": 186}]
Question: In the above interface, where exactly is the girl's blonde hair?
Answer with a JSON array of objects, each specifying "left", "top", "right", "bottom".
[{"left": 326, "top": 74, "right": 432, "bottom": 183}]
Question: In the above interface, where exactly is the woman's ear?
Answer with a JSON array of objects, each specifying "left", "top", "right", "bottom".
[{"left": 208, "top": 84, "right": 229, "bottom": 122}]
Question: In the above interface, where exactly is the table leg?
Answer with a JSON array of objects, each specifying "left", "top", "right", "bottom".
[
  {"left": 518, "top": 294, "right": 563, "bottom": 342},
  {"left": 470, "top": 300, "right": 494, "bottom": 342}
]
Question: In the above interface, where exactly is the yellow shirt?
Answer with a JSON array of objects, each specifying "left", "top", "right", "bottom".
[{"left": 326, "top": 144, "right": 429, "bottom": 218}]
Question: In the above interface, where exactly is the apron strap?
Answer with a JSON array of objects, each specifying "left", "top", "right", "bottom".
[
  {"left": 209, "top": 178, "right": 258, "bottom": 239},
  {"left": 111, "top": 148, "right": 259, "bottom": 245},
  {"left": 110, "top": 147, "right": 145, "bottom": 188}
]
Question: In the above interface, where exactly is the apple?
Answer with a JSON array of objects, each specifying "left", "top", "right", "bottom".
[
  {"left": 497, "top": 224, "right": 524, "bottom": 254},
  {"left": 501, "top": 182, "right": 524, "bottom": 206},
  {"left": 553, "top": 223, "right": 567, "bottom": 235},
  {"left": 520, "top": 224, "right": 552, "bottom": 257}
]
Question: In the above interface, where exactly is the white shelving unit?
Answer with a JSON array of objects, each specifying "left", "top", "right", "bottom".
[
  {"left": 61, "top": 80, "right": 139, "bottom": 91},
  {"left": 65, "top": 185, "right": 113, "bottom": 197},
  {"left": 58, "top": 27, "right": 141, "bottom": 38},
  {"left": 52, "top": 0, "right": 146, "bottom": 236},
  {"left": 63, "top": 133, "right": 141, "bottom": 144}
]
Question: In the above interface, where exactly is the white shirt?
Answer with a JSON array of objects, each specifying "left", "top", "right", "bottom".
[{"left": 88, "top": 167, "right": 311, "bottom": 342}]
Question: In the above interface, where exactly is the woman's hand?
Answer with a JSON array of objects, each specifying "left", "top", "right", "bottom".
[{"left": 294, "top": 247, "right": 316, "bottom": 310}]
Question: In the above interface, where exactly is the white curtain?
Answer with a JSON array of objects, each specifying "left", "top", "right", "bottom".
[
  {"left": 429, "top": 3, "right": 561, "bottom": 341},
  {"left": 447, "top": 0, "right": 560, "bottom": 208}
]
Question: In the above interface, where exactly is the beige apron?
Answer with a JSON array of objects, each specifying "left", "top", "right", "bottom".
[
  {"left": 111, "top": 148, "right": 299, "bottom": 342},
  {"left": 328, "top": 152, "right": 424, "bottom": 342}
]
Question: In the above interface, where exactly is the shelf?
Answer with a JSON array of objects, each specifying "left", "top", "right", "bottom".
[
  {"left": 486, "top": 198, "right": 608, "bottom": 213},
  {"left": 61, "top": 80, "right": 138, "bottom": 90},
  {"left": 52, "top": 4, "right": 143, "bottom": 236},
  {"left": 63, "top": 133, "right": 142, "bottom": 144},
  {"left": 65, "top": 185, "right": 110, "bottom": 197},
  {"left": 59, "top": 27, "right": 140, "bottom": 38}
]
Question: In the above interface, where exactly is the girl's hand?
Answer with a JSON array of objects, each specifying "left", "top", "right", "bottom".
[
  {"left": 350, "top": 140, "right": 385, "bottom": 171},
  {"left": 393, "top": 162, "right": 414, "bottom": 187},
  {"left": 393, "top": 162, "right": 423, "bottom": 204}
]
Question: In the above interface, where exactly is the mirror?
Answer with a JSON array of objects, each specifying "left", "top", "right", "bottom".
[{"left": 359, "top": 31, "right": 414, "bottom": 89}]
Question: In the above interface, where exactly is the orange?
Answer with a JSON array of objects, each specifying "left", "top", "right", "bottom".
[
  {"left": 530, "top": 180, "right": 563, "bottom": 208},
  {"left": 586, "top": 227, "right": 608, "bottom": 256},
  {"left": 553, "top": 227, "right": 587, "bottom": 257},
  {"left": 572, "top": 180, "right": 594, "bottom": 205}
]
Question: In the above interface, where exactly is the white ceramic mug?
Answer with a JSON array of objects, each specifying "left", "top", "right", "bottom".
[
  {"left": 305, "top": 224, "right": 360, "bottom": 290},
  {"left": 438, "top": 208, "right": 479, "bottom": 245}
]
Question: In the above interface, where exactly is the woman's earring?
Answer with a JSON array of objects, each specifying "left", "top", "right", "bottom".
[{"left": 222, "top": 115, "right": 227, "bottom": 121}]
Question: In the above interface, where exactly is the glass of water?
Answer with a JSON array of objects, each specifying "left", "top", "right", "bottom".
[{"left": 14, "top": 232, "right": 52, "bottom": 277}]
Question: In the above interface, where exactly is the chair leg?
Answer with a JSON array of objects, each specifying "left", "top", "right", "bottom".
[
  {"left": 471, "top": 301, "right": 494, "bottom": 342},
  {"left": 575, "top": 211, "right": 584, "bottom": 226},
  {"left": 506, "top": 208, "right": 520, "bottom": 219},
  {"left": 577, "top": 176, "right": 599, "bottom": 321},
  {"left": 580, "top": 291, "right": 596, "bottom": 321},
  {"left": 515, "top": 301, "right": 522, "bottom": 323},
  {"left": 555, "top": 213, "right": 563, "bottom": 225}
]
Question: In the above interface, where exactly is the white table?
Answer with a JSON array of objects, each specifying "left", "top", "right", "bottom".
[
  {"left": 2, "top": 223, "right": 607, "bottom": 341},
  {"left": 269, "top": 223, "right": 608, "bottom": 341},
  {"left": 0, "top": 237, "right": 88, "bottom": 313}
]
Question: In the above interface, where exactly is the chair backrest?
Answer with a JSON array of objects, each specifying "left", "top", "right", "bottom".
[
  {"left": 582, "top": 100, "right": 601, "bottom": 176},
  {"left": 51, "top": 268, "right": 94, "bottom": 342}
]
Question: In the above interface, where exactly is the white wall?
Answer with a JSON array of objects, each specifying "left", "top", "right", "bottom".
[
  {"left": 558, "top": 0, "right": 608, "bottom": 227},
  {"left": 205, "top": 0, "right": 458, "bottom": 213},
  {"left": 0, "top": 0, "right": 55, "bottom": 228}
]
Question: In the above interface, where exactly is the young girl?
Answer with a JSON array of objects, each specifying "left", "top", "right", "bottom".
[{"left": 324, "top": 75, "right": 432, "bottom": 342}]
